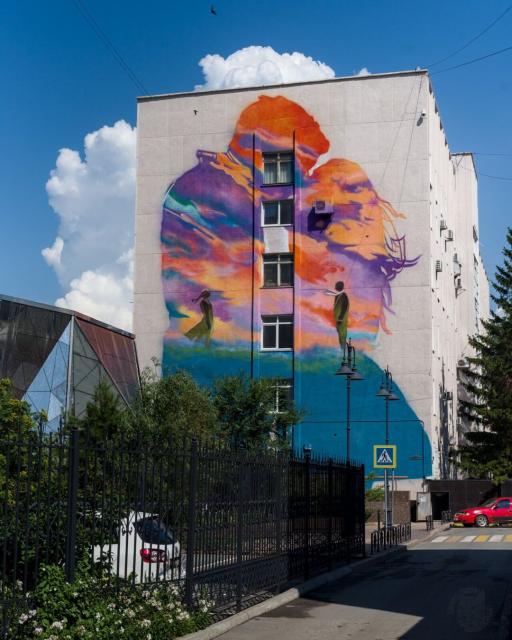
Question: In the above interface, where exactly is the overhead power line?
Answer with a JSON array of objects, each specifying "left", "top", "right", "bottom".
[
  {"left": 426, "top": 4, "right": 512, "bottom": 68},
  {"left": 474, "top": 152, "right": 512, "bottom": 157},
  {"left": 478, "top": 172, "right": 512, "bottom": 182},
  {"left": 73, "top": 0, "right": 149, "bottom": 95},
  {"left": 431, "top": 43, "right": 512, "bottom": 75}
]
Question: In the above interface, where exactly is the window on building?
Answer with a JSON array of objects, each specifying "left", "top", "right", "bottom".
[
  {"left": 263, "top": 253, "right": 293, "bottom": 287},
  {"left": 261, "top": 314, "right": 293, "bottom": 350},
  {"left": 262, "top": 199, "right": 293, "bottom": 226},
  {"left": 263, "top": 152, "right": 293, "bottom": 185},
  {"left": 271, "top": 378, "right": 293, "bottom": 414}
]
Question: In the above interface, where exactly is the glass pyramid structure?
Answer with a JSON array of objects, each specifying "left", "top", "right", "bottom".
[{"left": 0, "top": 295, "right": 139, "bottom": 431}]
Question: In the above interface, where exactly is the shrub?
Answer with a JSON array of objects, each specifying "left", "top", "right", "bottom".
[{"left": 10, "top": 558, "right": 211, "bottom": 639}]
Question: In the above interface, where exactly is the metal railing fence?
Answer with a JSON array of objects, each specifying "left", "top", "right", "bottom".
[
  {"left": 369, "top": 523, "right": 411, "bottom": 554},
  {"left": 0, "top": 427, "right": 365, "bottom": 634}
]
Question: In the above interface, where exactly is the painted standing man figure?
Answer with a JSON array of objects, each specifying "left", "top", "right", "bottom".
[
  {"left": 325, "top": 281, "right": 350, "bottom": 351},
  {"left": 185, "top": 290, "right": 214, "bottom": 347}
]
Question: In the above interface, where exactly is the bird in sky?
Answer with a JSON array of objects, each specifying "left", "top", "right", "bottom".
[{"left": 210, "top": 5, "right": 217, "bottom": 15}]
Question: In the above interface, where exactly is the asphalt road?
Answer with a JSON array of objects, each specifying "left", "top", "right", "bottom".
[{"left": 220, "top": 526, "right": 512, "bottom": 640}]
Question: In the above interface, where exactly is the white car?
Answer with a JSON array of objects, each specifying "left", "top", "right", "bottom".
[{"left": 92, "top": 512, "right": 184, "bottom": 583}]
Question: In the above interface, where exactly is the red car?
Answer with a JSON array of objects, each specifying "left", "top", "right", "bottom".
[{"left": 453, "top": 497, "right": 512, "bottom": 527}]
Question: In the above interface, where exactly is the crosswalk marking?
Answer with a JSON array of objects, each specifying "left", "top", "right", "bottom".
[
  {"left": 428, "top": 532, "right": 512, "bottom": 544},
  {"left": 489, "top": 534, "right": 503, "bottom": 542}
]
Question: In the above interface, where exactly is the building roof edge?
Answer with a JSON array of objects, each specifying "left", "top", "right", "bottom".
[
  {"left": 137, "top": 69, "right": 429, "bottom": 102},
  {"left": 0, "top": 293, "right": 135, "bottom": 339}
]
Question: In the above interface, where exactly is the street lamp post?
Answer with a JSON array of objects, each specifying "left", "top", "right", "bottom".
[
  {"left": 376, "top": 365, "right": 399, "bottom": 528},
  {"left": 335, "top": 339, "right": 364, "bottom": 464}
]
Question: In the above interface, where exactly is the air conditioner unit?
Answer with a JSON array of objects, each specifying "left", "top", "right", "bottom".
[
  {"left": 446, "top": 230, "right": 454, "bottom": 241},
  {"left": 440, "top": 219, "right": 448, "bottom": 231},
  {"left": 453, "top": 253, "right": 458, "bottom": 263},
  {"left": 443, "top": 391, "right": 453, "bottom": 401},
  {"left": 314, "top": 200, "right": 334, "bottom": 215},
  {"left": 435, "top": 260, "right": 443, "bottom": 273}
]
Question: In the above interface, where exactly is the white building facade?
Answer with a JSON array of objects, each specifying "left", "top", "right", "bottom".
[{"left": 134, "top": 70, "right": 489, "bottom": 491}]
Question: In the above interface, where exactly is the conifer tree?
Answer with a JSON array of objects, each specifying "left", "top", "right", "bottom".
[{"left": 457, "top": 228, "right": 512, "bottom": 483}]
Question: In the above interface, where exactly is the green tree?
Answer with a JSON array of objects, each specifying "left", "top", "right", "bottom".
[
  {"left": 79, "top": 379, "right": 128, "bottom": 444},
  {"left": 131, "top": 368, "right": 219, "bottom": 443},
  {"left": 456, "top": 228, "right": 512, "bottom": 484},
  {"left": 213, "top": 373, "right": 302, "bottom": 450}
]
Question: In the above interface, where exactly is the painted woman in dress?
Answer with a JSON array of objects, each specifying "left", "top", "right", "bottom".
[{"left": 185, "top": 290, "right": 214, "bottom": 347}]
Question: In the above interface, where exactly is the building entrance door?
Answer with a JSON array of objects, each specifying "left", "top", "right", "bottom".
[{"left": 431, "top": 491, "right": 449, "bottom": 520}]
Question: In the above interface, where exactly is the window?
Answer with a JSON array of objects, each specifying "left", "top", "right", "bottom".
[
  {"left": 262, "top": 199, "right": 293, "bottom": 226},
  {"left": 263, "top": 253, "right": 293, "bottom": 287},
  {"left": 495, "top": 499, "right": 510, "bottom": 510},
  {"left": 261, "top": 315, "right": 293, "bottom": 350},
  {"left": 272, "top": 379, "right": 293, "bottom": 414},
  {"left": 135, "top": 518, "right": 174, "bottom": 544},
  {"left": 263, "top": 152, "right": 293, "bottom": 185}
]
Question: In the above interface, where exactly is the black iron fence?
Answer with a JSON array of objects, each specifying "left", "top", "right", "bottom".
[
  {"left": 369, "top": 523, "right": 411, "bottom": 554},
  {"left": 0, "top": 429, "right": 365, "bottom": 634}
]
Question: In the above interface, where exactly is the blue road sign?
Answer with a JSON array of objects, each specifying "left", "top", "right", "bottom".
[{"left": 373, "top": 445, "right": 397, "bottom": 469}]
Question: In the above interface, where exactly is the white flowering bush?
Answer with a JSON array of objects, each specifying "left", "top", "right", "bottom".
[{"left": 10, "top": 558, "right": 212, "bottom": 639}]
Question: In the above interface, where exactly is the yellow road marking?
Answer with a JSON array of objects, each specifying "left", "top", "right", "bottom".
[
  {"left": 475, "top": 535, "right": 489, "bottom": 542},
  {"left": 505, "top": 535, "right": 512, "bottom": 542}
]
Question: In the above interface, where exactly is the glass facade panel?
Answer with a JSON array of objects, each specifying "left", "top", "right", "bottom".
[
  {"left": 20, "top": 317, "right": 70, "bottom": 431},
  {"left": 72, "top": 324, "right": 127, "bottom": 418},
  {"left": 0, "top": 299, "right": 70, "bottom": 398},
  {"left": 76, "top": 318, "right": 139, "bottom": 405}
]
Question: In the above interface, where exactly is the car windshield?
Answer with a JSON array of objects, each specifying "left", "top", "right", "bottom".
[
  {"left": 135, "top": 518, "right": 174, "bottom": 545},
  {"left": 479, "top": 499, "right": 496, "bottom": 507}
]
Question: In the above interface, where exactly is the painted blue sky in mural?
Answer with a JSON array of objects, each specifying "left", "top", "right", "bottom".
[{"left": 0, "top": 0, "right": 511, "bottom": 317}]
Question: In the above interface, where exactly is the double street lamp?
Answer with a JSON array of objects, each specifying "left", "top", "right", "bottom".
[
  {"left": 376, "top": 365, "right": 399, "bottom": 527},
  {"left": 335, "top": 339, "right": 364, "bottom": 463}
]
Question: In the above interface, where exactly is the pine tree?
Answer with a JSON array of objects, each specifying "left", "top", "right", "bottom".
[{"left": 457, "top": 228, "right": 512, "bottom": 483}]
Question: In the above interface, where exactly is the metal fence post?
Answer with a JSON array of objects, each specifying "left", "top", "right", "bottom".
[
  {"left": 236, "top": 449, "right": 245, "bottom": 612},
  {"left": 303, "top": 447, "right": 311, "bottom": 580},
  {"left": 65, "top": 427, "right": 79, "bottom": 583},
  {"left": 361, "top": 465, "right": 366, "bottom": 558},
  {"left": 327, "top": 458, "right": 333, "bottom": 571},
  {"left": 185, "top": 439, "right": 199, "bottom": 609}
]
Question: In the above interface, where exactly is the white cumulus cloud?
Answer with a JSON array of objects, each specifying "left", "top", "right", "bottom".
[
  {"left": 42, "top": 236, "right": 64, "bottom": 268},
  {"left": 44, "top": 120, "right": 136, "bottom": 331},
  {"left": 195, "top": 46, "right": 335, "bottom": 91},
  {"left": 356, "top": 67, "right": 370, "bottom": 76}
]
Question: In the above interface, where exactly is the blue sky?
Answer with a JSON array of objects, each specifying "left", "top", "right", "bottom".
[{"left": 1, "top": 0, "right": 511, "bottom": 324}]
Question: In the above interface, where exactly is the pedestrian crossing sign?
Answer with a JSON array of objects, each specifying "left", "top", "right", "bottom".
[{"left": 373, "top": 445, "right": 397, "bottom": 469}]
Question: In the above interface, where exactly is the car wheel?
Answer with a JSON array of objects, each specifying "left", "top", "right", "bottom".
[{"left": 475, "top": 515, "right": 488, "bottom": 528}]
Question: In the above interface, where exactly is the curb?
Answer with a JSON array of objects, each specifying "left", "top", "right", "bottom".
[
  {"left": 179, "top": 547, "right": 403, "bottom": 640},
  {"left": 405, "top": 524, "right": 451, "bottom": 549}
]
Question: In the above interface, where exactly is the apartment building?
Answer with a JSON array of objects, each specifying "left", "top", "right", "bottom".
[{"left": 134, "top": 70, "right": 489, "bottom": 491}]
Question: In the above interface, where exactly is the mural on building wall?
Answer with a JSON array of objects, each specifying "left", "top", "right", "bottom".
[{"left": 160, "top": 95, "right": 432, "bottom": 478}]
